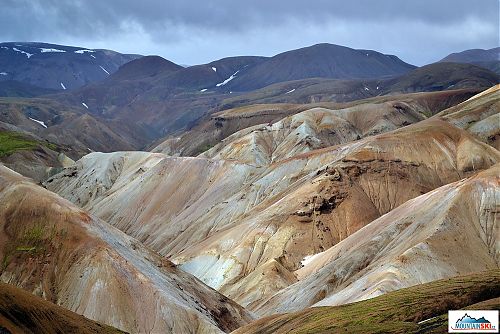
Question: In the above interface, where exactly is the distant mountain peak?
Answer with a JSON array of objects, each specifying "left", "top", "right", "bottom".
[{"left": 0, "top": 42, "right": 142, "bottom": 90}]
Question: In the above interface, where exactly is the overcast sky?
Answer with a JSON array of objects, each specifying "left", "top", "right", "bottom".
[{"left": 1, "top": 0, "right": 498, "bottom": 66}]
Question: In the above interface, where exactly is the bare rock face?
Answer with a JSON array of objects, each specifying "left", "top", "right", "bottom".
[
  {"left": 154, "top": 89, "right": 478, "bottom": 158},
  {"left": 256, "top": 164, "right": 500, "bottom": 315},
  {"left": 437, "top": 84, "right": 499, "bottom": 149},
  {"left": 45, "top": 122, "right": 499, "bottom": 312},
  {"left": 43, "top": 87, "right": 499, "bottom": 318},
  {"left": 0, "top": 165, "right": 252, "bottom": 333}
]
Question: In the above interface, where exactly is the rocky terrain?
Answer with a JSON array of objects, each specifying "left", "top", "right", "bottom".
[
  {"left": 153, "top": 89, "right": 481, "bottom": 156},
  {"left": 0, "top": 43, "right": 496, "bottom": 184},
  {"left": 0, "top": 41, "right": 498, "bottom": 333},
  {"left": 44, "top": 86, "right": 499, "bottom": 316},
  {"left": 233, "top": 270, "right": 500, "bottom": 334},
  {"left": 0, "top": 166, "right": 252, "bottom": 333}
]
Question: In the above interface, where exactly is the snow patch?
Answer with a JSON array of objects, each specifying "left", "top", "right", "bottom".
[
  {"left": 216, "top": 70, "right": 239, "bottom": 87},
  {"left": 99, "top": 65, "right": 110, "bottom": 75},
  {"left": 211, "top": 67, "right": 217, "bottom": 72},
  {"left": 301, "top": 251, "right": 326, "bottom": 267},
  {"left": 29, "top": 117, "right": 47, "bottom": 128},
  {"left": 40, "top": 48, "right": 66, "bottom": 53},
  {"left": 90, "top": 54, "right": 96, "bottom": 59},
  {"left": 364, "top": 87, "right": 370, "bottom": 91},
  {"left": 418, "top": 316, "right": 439, "bottom": 325},
  {"left": 60, "top": 82, "right": 66, "bottom": 90},
  {"left": 376, "top": 86, "right": 380, "bottom": 90},
  {"left": 12, "top": 47, "right": 33, "bottom": 58},
  {"left": 0, "top": 72, "right": 7, "bottom": 76},
  {"left": 285, "top": 88, "right": 296, "bottom": 94},
  {"left": 81, "top": 102, "right": 89, "bottom": 109},
  {"left": 75, "top": 49, "right": 95, "bottom": 54},
  {"left": 200, "top": 89, "right": 208, "bottom": 92},
  {"left": 0, "top": 47, "right": 8, "bottom": 50}
]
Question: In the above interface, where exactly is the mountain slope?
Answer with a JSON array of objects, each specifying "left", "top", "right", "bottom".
[
  {"left": 0, "top": 165, "right": 252, "bottom": 333},
  {"left": 440, "top": 47, "right": 499, "bottom": 74},
  {"left": 222, "top": 43, "right": 416, "bottom": 91},
  {"left": 154, "top": 89, "right": 480, "bottom": 157},
  {"left": 0, "top": 282, "right": 125, "bottom": 334},
  {"left": 109, "top": 55, "right": 183, "bottom": 81},
  {"left": 216, "top": 64, "right": 496, "bottom": 110},
  {"left": 43, "top": 48, "right": 494, "bottom": 155},
  {"left": 256, "top": 164, "right": 499, "bottom": 315},
  {"left": 234, "top": 270, "right": 500, "bottom": 334},
  {"left": 0, "top": 97, "right": 150, "bottom": 181},
  {"left": 437, "top": 84, "right": 500, "bottom": 149},
  {"left": 441, "top": 47, "right": 499, "bottom": 63},
  {"left": 0, "top": 42, "right": 141, "bottom": 90},
  {"left": 200, "top": 90, "right": 483, "bottom": 165},
  {"left": 379, "top": 62, "right": 498, "bottom": 94},
  {"left": 0, "top": 80, "right": 56, "bottom": 98},
  {"left": 45, "top": 90, "right": 499, "bottom": 312}
]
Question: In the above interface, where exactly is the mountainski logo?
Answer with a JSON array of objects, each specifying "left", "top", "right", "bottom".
[{"left": 449, "top": 310, "right": 499, "bottom": 333}]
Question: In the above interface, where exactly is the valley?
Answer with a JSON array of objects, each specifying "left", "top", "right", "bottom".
[{"left": 0, "top": 40, "right": 498, "bottom": 333}]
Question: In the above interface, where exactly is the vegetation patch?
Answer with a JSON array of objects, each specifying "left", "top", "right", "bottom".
[{"left": 0, "top": 131, "right": 58, "bottom": 157}]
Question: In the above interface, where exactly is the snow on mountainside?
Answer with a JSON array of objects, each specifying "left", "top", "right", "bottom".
[{"left": 0, "top": 42, "right": 141, "bottom": 90}]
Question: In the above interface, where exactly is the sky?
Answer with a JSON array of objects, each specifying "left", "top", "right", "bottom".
[{"left": 1, "top": 0, "right": 498, "bottom": 66}]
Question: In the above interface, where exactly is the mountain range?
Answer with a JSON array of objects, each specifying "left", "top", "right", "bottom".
[
  {"left": 0, "top": 42, "right": 141, "bottom": 90},
  {"left": 0, "top": 41, "right": 498, "bottom": 333},
  {"left": 440, "top": 47, "right": 500, "bottom": 74}
]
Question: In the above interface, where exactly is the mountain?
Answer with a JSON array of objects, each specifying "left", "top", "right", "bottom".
[
  {"left": 233, "top": 270, "right": 500, "bottom": 334},
  {"left": 154, "top": 56, "right": 268, "bottom": 91},
  {"left": 0, "top": 128, "right": 69, "bottom": 183},
  {"left": 29, "top": 46, "right": 494, "bottom": 160},
  {"left": 44, "top": 88, "right": 499, "bottom": 314},
  {"left": 256, "top": 164, "right": 499, "bottom": 315},
  {"left": 0, "top": 282, "right": 125, "bottom": 334},
  {"left": 0, "top": 165, "right": 252, "bottom": 333},
  {"left": 0, "top": 46, "right": 494, "bottom": 184},
  {"left": 44, "top": 44, "right": 416, "bottom": 145},
  {"left": 218, "top": 43, "right": 416, "bottom": 91},
  {"left": 0, "top": 80, "right": 56, "bottom": 98},
  {"left": 198, "top": 92, "right": 471, "bottom": 165},
  {"left": 440, "top": 47, "right": 500, "bottom": 74},
  {"left": 380, "top": 62, "right": 498, "bottom": 93},
  {"left": 49, "top": 55, "right": 266, "bottom": 138},
  {"left": 441, "top": 47, "right": 499, "bottom": 63},
  {"left": 0, "top": 96, "right": 150, "bottom": 181},
  {"left": 438, "top": 85, "right": 500, "bottom": 149},
  {"left": 109, "top": 55, "right": 183, "bottom": 81},
  {"left": 0, "top": 42, "right": 141, "bottom": 90},
  {"left": 152, "top": 89, "right": 481, "bottom": 156},
  {"left": 197, "top": 63, "right": 497, "bottom": 112}
]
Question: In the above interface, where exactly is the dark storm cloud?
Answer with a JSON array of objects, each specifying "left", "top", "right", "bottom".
[{"left": 0, "top": 0, "right": 498, "bottom": 65}]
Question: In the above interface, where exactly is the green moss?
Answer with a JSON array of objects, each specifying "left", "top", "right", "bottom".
[
  {"left": 197, "top": 143, "right": 215, "bottom": 154},
  {"left": 0, "top": 132, "right": 39, "bottom": 157},
  {"left": 0, "top": 131, "right": 59, "bottom": 157},
  {"left": 15, "top": 246, "right": 37, "bottom": 252},
  {"left": 23, "top": 225, "right": 45, "bottom": 243},
  {"left": 1, "top": 254, "right": 11, "bottom": 270}
]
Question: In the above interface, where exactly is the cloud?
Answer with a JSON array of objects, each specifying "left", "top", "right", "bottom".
[{"left": 0, "top": 0, "right": 498, "bottom": 65}]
